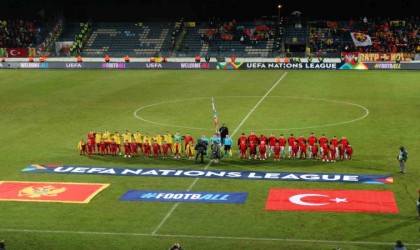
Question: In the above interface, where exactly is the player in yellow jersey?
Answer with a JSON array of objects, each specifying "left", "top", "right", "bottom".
[
  {"left": 78, "top": 138, "right": 87, "bottom": 155},
  {"left": 113, "top": 131, "right": 122, "bottom": 155},
  {"left": 134, "top": 131, "right": 143, "bottom": 146},
  {"left": 163, "top": 131, "right": 173, "bottom": 148},
  {"left": 143, "top": 133, "right": 152, "bottom": 146},
  {"left": 95, "top": 131, "right": 102, "bottom": 155},
  {"left": 123, "top": 130, "right": 132, "bottom": 143},
  {"left": 102, "top": 130, "right": 112, "bottom": 154},
  {"left": 153, "top": 133, "right": 163, "bottom": 146}
]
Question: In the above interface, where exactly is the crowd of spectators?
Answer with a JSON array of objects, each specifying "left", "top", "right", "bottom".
[
  {"left": 0, "top": 19, "right": 38, "bottom": 48},
  {"left": 201, "top": 17, "right": 274, "bottom": 48},
  {"left": 308, "top": 16, "right": 420, "bottom": 56}
]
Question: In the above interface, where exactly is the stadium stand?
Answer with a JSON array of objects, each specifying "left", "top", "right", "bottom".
[
  {"left": 81, "top": 22, "right": 173, "bottom": 57},
  {"left": 0, "top": 19, "right": 38, "bottom": 48},
  {"left": 177, "top": 21, "right": 276, "bottom": 58}
]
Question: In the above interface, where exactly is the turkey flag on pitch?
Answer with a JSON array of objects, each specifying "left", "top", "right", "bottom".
[{"left": 265, "top": 188, "right": 398, "bottom": 213}]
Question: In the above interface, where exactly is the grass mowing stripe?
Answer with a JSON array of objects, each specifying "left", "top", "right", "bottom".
[
  {"left": 1, "top": 228, "right": 420, "bottom": 247},
  {"left": 151, "top": 72, "right": 288, "bottom": 235}
]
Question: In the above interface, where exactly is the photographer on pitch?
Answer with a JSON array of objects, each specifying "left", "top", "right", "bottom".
[
  {"left": 397, "top": 146, "right": 408, "bottom": 174},
  {"left": 194, "top": 139, "right": 207, "bottom": 163}
]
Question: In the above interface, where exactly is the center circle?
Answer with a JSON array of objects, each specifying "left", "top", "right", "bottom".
[{"left": 133, "top": 96, "right": 369, "bottom": 131}]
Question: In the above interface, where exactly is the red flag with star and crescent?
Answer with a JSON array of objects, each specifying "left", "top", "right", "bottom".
[{"left": 265, "top": 188, "right": 398, "bottom": 213}]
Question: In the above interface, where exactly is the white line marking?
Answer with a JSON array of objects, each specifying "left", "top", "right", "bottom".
[
  {"left": 151, "top": 169, "right": 204, "bottom": 235},
  {"left": 133, "top": 94, "right": 369, "bottom": 131},
  {"left": 1, "top": 228, "right": 419, "bottom": 247},
  {"left": 230, "top": 72, "right": 287, "bottom": 137},
  {"left": 152, "top": 72, "right": 287, "bottom": 234}
]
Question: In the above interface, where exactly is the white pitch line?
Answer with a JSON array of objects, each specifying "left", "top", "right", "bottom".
[
  {"left": 151, "top": 72, "right": 288, "bottom": 235},
  {"left": 230, "top": 72, "right": 287, "bottom": 137},
  {"left": 1, "top": 228, "right": 420, "bottom": 247}
]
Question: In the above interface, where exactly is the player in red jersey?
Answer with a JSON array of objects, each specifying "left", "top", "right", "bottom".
[
  {"left": 87, "top": 130, "right": 96, "bottom": 154},
  {"left": 287, "top": 133, "right": 297, "bottom": 158},
  {"left": 340, "top": 136, "right": 349, "bottom": 158},
  {"left": 278, "top": 134, "right": 287, "bottom": 158},
  {"left": 346, "top": 144, "right": 353, "bottom": 160},
  {"left": 258, "top": 134, "right": 268, "bottom": 145},
  {"left": 273, "top": 142, "right": 281, "bottom": 161},
  {"left": 142, "top": 139, "right": 151, "bottom": 157},
  {"left": 268, "top": 133, "right": 277, "bottom": 157},
  {"left": 109, "top": 138, "right": 117, "bottom": 156},
  {"left": 247, "top": 131, "right": 258, "bottom": 146},
  {"left": 239, "top": 141, "right": 248, "bottom": 159},
  {"left": 99, "top": 139, "right": 106, "bottom": 155},
  {"left": 183, "top": 133, "right": 194, "bottom": 150},
  {"left": 152, "top": 140, "right": 161, "bottom": 158},
  {"left": 340, "top": 136, "right": 349, "bottom": 148},
  {"left": 330, "top": 135, "right": 339, "bottom": 159},
  {"left": 130, "top": 139, "right": 138, "bottom": 157},
  {"left": 123, "top": 140, "right": 131, "bottom": 158},
  {"left": 249, "top": 140, "right": 257, "bottom": 159},
  {"left": 237, "top": 133, "right": 248, "bottom": 146},
  {"left": 258, "top": 141, "right": 267, "bottom": 160},
  {"left": 329, "top": 144, "right": 336, "bottom": 162},
  {"left": 297, "top": 134, "right": 306, "bottom": 158},
  {"left": 321, "top": 142, "right": 330, "bottom": 162},
  {"left": 291, "top": 141, "right": 299, "bottom": 159},
  {"left": 318, "top": 134, "right": 329, "bottom": 156},
  {"left": 311, "top": 143, "right": 319, "bottom": 160},
  {"left": 338, "top": 142, "right": 345, "bottom": 161},
  {"left": 307, "top": 132, "right": 317, "bottom": 154},
  {"left": 161, "top": 141, "right": 170, "bottom": 158},
  {"left": 299, "top": 142, "right": 307, "bottom": 159}
]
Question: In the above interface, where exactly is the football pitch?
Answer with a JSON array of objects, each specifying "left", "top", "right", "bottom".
[{"left": 0, "top": 69, "right": 419, "bottom": 250}]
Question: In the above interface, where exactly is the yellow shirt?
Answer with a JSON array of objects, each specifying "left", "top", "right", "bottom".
[
  {"left": 163, "top": 133, "right": 173, "bottom": 144},
  {"left": 123, "top": 132, "right": 132, "bottom": 143},
  {"left": 172, "top": 143, "right": 182, "bottom": 153},
  {"left": 153, "top": 135, "right": 162, "bottom": 145},
  {"left": 143, "top": 135, "right": 151, "bottom": 145},
  {"left": 186, "top": 144, "right": 195, "bottom": 155},
  {"left": 134, "top": 133, "right": 143, "bottom": 143},
  {"left": 103, "top": 132, "right": 112, "bottom": 142},
  {"left": 113, "top": 134, "right": 121, "bottom": 144},
  {"left": 78, "top": 141, "right": 86, "bottom": 150},
  {"left": 95, "top": 133, "right": 102, "bottom": 143}
]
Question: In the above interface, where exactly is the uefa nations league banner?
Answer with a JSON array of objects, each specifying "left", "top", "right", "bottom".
[{"left": 22, "top": 164, "right": 393, "bottom": 184}]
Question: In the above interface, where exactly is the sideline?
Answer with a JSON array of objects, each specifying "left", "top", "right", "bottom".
[{"left": 1, "top": 228, "right": 419, "bottom": 247}]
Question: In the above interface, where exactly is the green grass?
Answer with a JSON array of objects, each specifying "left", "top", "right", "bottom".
[{"left": 0, "top": 70, "right": 419, "bottom": 250}]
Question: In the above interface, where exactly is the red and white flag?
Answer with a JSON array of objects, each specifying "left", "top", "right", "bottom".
[
  {"left": 265, "top": 188, "right": 398, "bottom": 213},
  {"left": 6, "top": 48, "right": 29, "bottom": 58},
  {"left": 350, "top": 32, "right": 372, "bottom": 47}
]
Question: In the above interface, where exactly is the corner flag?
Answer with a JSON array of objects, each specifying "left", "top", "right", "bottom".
[{"left": 212, "top": 97, "right": 219, "bottom": 135}]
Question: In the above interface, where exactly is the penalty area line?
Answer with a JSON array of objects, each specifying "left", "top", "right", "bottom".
[{"left": 1, "top": 228, "right": 419, "bottom": 247}]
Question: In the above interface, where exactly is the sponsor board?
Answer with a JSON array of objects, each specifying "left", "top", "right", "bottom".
[
  {"left": 265, "top": 188, "right": 398, "bottom": 213},
  {"left": 243, "top": 62, "right": 337, "bottom": 70},
  {"left": 120, "top": 190, "right": 248, "bottom": 203},
  {"left": 22, "top": 164, "right": 393, "bottom": 184},
  {"left": 0, "top": 181, "right": 109, "bottom": 203},
  {"left": 338, "top": 62, "right": 369, "bottom": 70}
]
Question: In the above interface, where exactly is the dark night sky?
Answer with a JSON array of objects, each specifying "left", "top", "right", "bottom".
[{"left": 2, "top": 0, "right": 420, "bottom": 22}]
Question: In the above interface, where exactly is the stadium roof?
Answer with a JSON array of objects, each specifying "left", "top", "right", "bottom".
[{"left": 2, "top": 0, "right": 420, "bottom": 21}]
